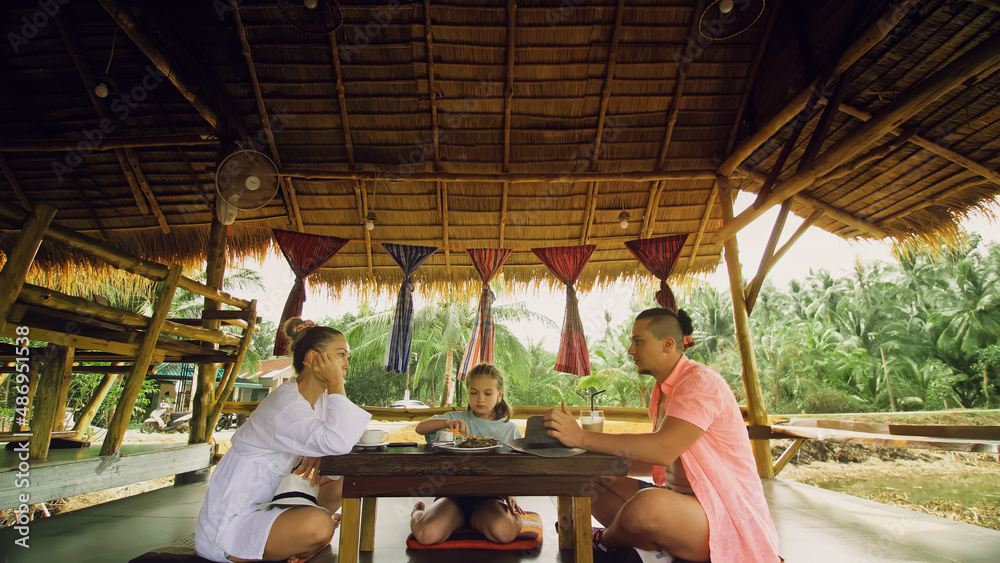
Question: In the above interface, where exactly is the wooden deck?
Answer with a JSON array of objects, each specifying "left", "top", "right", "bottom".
[{"left": 1, "top": 478, "right": 999, "bottom": 562}]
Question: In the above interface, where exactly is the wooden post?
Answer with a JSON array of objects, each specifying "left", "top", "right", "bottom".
[
  {"left": 28, "top": 345, "right": 70, "bottom": 460},
  {"left": 53, "top": 347, "right": 75, "bottom": 431},
  {"left": 359, "top": 497, "right": 377, "bottom": 552},
  {"left": 18, "top": 358, "right": 40, "bottom": 433},
  {"left": 73, "top": 363, "right": 122, "bottom": 437},
  {"left": 101, "top": 264, "right": 183, "bottom": 455},
  {"left": 0, "top": 204, "right": 57, "bottom": 337},
  {"left": 191, "top": 219, "right": 228, "bottom": 444},
  {"left": 557, "top": 496, "right": 573, "bottom": 550},
  {"left": 717, "top": 177, "right": 774, "bottom": 478}
]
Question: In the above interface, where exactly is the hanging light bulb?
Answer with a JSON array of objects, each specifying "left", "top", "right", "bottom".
[
  {"left": 365, "top": 211, "right": 376, "bottom": 231},
  {"left": 719, "top": 0, "right": 734, "bottom": 14},
  {"left": 94, "top": 82, "right": 109, "bottom": 98},
  {"left": 303, "top": 0, "right": 319, "bottom": 9},
  {"left": 618, "top": 210, "right": 630, "bottom": 229}
]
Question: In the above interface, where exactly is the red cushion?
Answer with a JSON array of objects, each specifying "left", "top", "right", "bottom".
[{"left": 405, "top": 511, "right": 542, "bottom": 550}]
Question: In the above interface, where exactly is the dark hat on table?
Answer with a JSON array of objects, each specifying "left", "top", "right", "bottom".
[
  {"left": 508, "top": 415, "right": 586, "bottom": 458},
  {"left": 257, "top": 473, "right": 323, "bottom": 511}
]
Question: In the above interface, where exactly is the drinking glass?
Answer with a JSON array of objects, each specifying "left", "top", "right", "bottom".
[{"left": 579, "top": 410, "right": 605, "bottom": 432}]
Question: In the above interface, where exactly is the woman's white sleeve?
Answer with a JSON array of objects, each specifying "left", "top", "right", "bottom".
[{"left": 269, "top": 395, "right": 371, "bottom": 457}]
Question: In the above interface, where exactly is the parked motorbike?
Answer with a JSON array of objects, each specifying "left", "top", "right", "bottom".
[
  {"left": 141, "top": 402, "right": 192, "bottom": 433},
  {"left": 215, "top": 412, "right": 241, "bottom": 431}
]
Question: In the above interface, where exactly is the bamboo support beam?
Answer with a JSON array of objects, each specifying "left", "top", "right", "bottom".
[
  {"left": 500, "top": 0, "right": 516, "bottom": 249},
  {"left": 424, "top": 0, "right": 440, "bottom": 171},
  {"left": 719, "top": 0, "right": 923, "bottom": 177},
  {"left": 744, "top": 208, "right": 824, "bottom": 298},
  {"left": 772, "top": 438, "right": 807, "bottom": 476},
  {"left": 0, "top": 134, "right": 215, "bottom": 152},
  {"left": 0, "top": 324, "right": 165, "bottom": 362},
  {"left": 29, "top": 345, "right": 71, "bottom": 459},
  {"left": 233, "top": 1, "right": 301, "bottom": 230},
  {"left": 837, "top": 103, "right": 1000, "bottom": 187},
  {"left": 98, "top": 0, "right": 226, "bottom": 134},
  {"left": 101, "top": 264, "right": 183, "bottom": 455},
  {"left": 737, "top": 165, "right": 892, "bottom": 238},
  {"left": 329, "top": 34, "right": 357, "bottom": 170},
  {"left": 0, "top": 204, "right": 56, "bottom": 337},
  {"left": 442, "top": 183, "right": 451, "bottom": 278},
  {"left": 744, "top": 198, "right": 793, "bottom": 314},
  {"left": 499, "top": 183, "right": 508, "bottom": 248},
  {"left": 72, "top": 364, "right": 121, "bottom": 438},
  {"left": 725, "top": 0, "right": 782, "bottom": 155},
  {"left": 684, "top": 185, "right": 716, "bottom": 272},
  {"left": 206, "top": 300, "right": 258, "bottom": 442},
  {"left": 53, "top": 347, "right": 74, "bottom": 431},
  {"left": 580, "top": 183, "right": 599, "bottom": 244},
  {"left": 282, "top": 169, "right": 717, "bottom": 183},
  {"left": 640, "top": 181, "right": 667, "bottom": 239},
  {"left": 719, "top": 32, "right": 1000, "bottom": 241},
  {"left": 0, "top": 153, "right": 31, "bottom": 209},
  {"left": 360, "top": 186, "right": 374, "bottom": 276},
  {"left": 717, "top": 177, "right": 774, "bottom": 478},
  {"left": 191, "top": 220, "right": 227, "bottom": 445},
  {"left": 876, "top": 177, "right": 989, "bottom": 225},
  {"left": 0, "top": 202, "right": 252, "bottom": 309},
  {"left": 18, "top": 360, "right": 39, "bottom": 433},
  {"left": 17, "top": 284, "right": 241, "bottom": 347}
]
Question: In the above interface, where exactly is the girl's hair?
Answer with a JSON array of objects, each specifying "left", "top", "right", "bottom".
[
  {"left": 282, "top": 317, "right": 343, "bottom": 373},
  {"left": 466, "top": 363, "right": 513, "bottom": 422}
]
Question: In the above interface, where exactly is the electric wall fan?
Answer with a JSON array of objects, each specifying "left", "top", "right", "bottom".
[
  {"left": 699, "top": 0, "right": 766, "bottom": 41},
  {"left": 278, "top": 0, "right": 344, "bottom": 34},
  {"left": 214, "top": 150, "right": 279, "bottom": 225}
]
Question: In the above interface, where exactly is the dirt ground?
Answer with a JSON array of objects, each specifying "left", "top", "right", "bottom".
[{"left": 5, "top": 416, "right": 998, "bottom": 532}]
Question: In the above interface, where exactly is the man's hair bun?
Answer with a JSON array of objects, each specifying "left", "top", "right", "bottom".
[{"left": 677, "top": 309, "right": 694, "bottom": 336}]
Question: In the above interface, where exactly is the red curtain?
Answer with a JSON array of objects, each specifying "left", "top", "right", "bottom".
[
  {"left": 531, "top": 245, "right": 596, "bottom": 376},
  {"left": 458, "top": 248, "right": 513, "bottom": 380},
  {"left": 624, "top": 234, "right": 692, "bottom": 348},
  {"left": 272, "top": 229, "right": 349, "bottom": 356}
]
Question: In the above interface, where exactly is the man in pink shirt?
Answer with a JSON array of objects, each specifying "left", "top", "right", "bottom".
[{"left": 544, "top": 308, "right": 780, "bottom": 563}]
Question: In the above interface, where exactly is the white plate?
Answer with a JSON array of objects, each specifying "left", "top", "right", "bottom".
[
  {"left": 434, "top": 443, "right": 503, "bottom": 453},
  {"left": 354, "top": 441, "right": 389, "bottom": 449},
  {"left": 431, "top": 440, "right": 456, "bottom": 446}
]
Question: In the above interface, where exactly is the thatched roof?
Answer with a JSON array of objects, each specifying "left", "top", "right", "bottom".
[{"left": 1, "top": 0, "right": 998, "bottom": 293}]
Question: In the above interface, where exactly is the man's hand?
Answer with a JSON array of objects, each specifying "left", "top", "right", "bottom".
[
  {"left": 293, "top": 456, "right": 324, "bottom": 487},
  {"left": 543, "top": 402, "right": 586, "bottom": 448}
]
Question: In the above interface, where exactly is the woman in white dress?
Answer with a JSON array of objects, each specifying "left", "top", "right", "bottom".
[{"left": 195, "top": 317, "right": 370, "bottom": 563}]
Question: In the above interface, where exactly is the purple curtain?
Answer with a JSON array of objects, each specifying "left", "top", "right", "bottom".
[
  {"left": 531, "top": 245, "right": 596, "bottom": 376},
  {"left": 383, "top": 243, "right": 438, "bottom": 374},
  {"left": 458, "top": 248, "right": 513, "bottom": 380},
  {"left": 272, "top": 229, "right": 349, "bottom": 356}
]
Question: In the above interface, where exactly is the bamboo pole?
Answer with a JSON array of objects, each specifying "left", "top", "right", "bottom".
[
  {"left": 233, "top": 1, "right": 301, "bottom": 230},
  {"left": 772, "top": 438, "right": 807, "bottom": 476},
  {"left": 836, "top": 103, "right": 1000, "bottom": 187},
  {"left": 0, "top": 203, "right": 56, "bottom": 336},
  {"left": 73, "top": 364, "right": 121, "bottom": 438},
  {"left": 744, "top": 208, "right": 824, "bottom": 296},
  {"left": 28, "top": 345, "right": 70, "bottom": 459},
  {"left": 53, "top": 347, "right": 74, "bottom": 431},
  {"left": 18, "top": 359, "right": 39, "bottom": 433},
  {"left": 744, "top": 199, "right": 792, "bottom": 314},
  {"left": 717, "top": 177, "right": 774, "bottom": 478},
  {"left": 718, "top": 0, "right": 924, "bottom": 177},
  {"left": 0, "top": 134, "right": 215, "bottom": 152},
  {"left": 101, "top": 264, "right": 183, "bottom": 455},
  {"left": 206, "top": 300, "right": 258, "bottom": 442},
  {"left": 424, "top": 0, "right": 440, "bottom": 170},
  {"left": 719, "top": 31, "right": 1000, "bottom": 241},
  {"left": 17, "top": 284, "right": 241, "bottom": 347},
  {"left": 281, "top": 169, "right": 718, "bottom": 183},
  {"left": 190, "top": 220, "right": 227, "bottom": 445}
]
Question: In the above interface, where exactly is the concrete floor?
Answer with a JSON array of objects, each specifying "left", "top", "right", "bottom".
[{"left": 2, "top": 479, "right": 999, "bottom": 562}]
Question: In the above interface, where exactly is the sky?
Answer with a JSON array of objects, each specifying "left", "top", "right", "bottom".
[{"left": 237, "top": 192, "right": 998, "bottom": 352}]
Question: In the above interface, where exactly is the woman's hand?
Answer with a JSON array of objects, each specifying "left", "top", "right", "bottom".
[
  {"left": 305, "top": 350, "right": 345, "bottom": 394},
  {"left": 544, "top": 402, "right": 585, "bottom": 448},
  {"left": 292, "top": 456, "right": 324, "bottom": 487}
]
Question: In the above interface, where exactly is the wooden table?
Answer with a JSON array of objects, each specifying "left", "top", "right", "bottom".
[{"left": 320, "top": 444, "right": 626, "bottom": 563}]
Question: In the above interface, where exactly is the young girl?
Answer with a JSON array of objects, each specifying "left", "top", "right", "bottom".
[
  {"left": 195, "top": 318, "right": 370, "bottom": 563},
  {"left": 409, "top": 363, "right": 523, "bottom": 545}
]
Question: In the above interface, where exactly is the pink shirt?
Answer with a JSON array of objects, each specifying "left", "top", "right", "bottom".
[{"left": 648, "top": 355, "right": 779, "bottom": 563}]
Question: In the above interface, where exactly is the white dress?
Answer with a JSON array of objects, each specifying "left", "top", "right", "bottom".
[{"left": 195, "top": 381, "right": 370, "bottom": 562}]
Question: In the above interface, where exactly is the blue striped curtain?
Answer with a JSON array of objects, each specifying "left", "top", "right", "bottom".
[{"left": 382, "top": 243, "right": 438, "bottom": 373}]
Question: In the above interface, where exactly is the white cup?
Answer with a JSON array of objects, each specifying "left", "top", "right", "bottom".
[
  {"left": 438, "top": 430, "right": 454, "bottom": 442},
  {"left": 360, "top": 429, "right": 388, "bottom": 445}
]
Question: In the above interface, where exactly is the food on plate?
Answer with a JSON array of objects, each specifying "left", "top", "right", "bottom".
[{"left": 456, "top": 435, "right": 498, "bottom": 448}]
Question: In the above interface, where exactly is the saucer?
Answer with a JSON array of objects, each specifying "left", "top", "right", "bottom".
[{"left": 354, "top": 441, "right": 389, "bottom": 449}]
